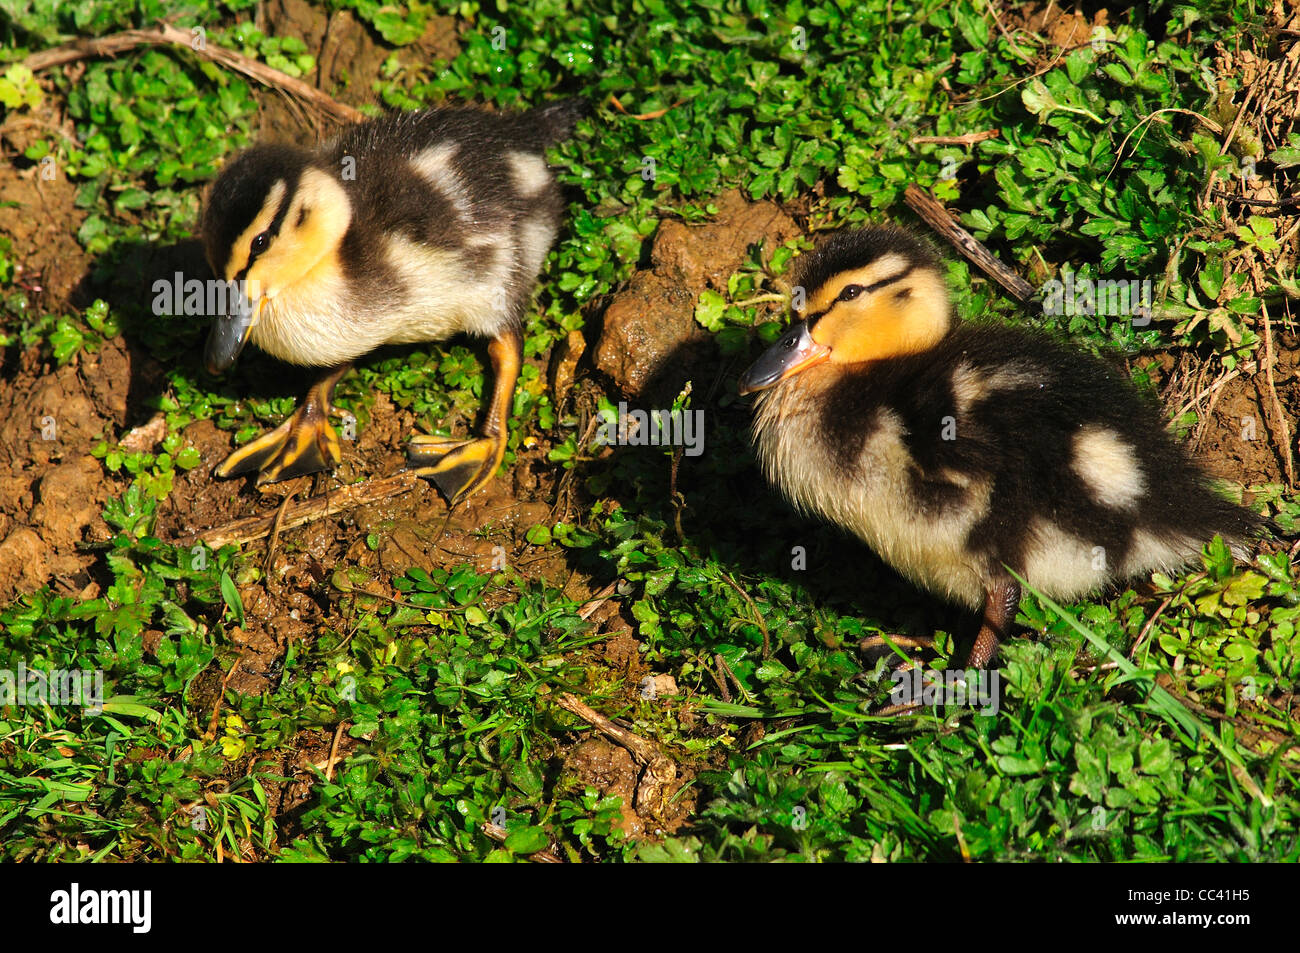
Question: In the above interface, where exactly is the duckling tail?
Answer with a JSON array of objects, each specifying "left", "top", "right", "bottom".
[{"left": 530, "top": 97, "right": 589, "bottom": 145}]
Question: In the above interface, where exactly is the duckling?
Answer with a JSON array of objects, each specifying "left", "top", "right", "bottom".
[
  {"left": 201, "top": 99, "right": 585, "bottom": 503},
  {"left": 738, "top": 226, "right": 1262, "bottom": 666}
]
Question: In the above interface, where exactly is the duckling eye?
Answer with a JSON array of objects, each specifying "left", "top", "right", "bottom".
[
  {"left": 251, "top": 231, "right": 270, "bottom": 255},
  {"left": 837, "top": 284, "right": 865, "bottom": 303}
]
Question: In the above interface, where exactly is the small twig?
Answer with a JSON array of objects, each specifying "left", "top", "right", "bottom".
[
  {"left": 983, "top": 0, "right": 1036, "bottom": 64},
  {"left": 1262, "top": 305, "right": 1297, "bottom": 488},
  {"left": 577, "top": 579, "right": 620, "bottom": 621},
  {"left": 1128, "top": 594, "right": 1175, "bottom": 659},
  {"left": 953, "top": 37, "right": 1081, "bottom": 106},
  {"left": 24, "top": 23, "right": 362, "bottom": 126},
  {"left": 480, "top": 823, "right": 563, "bottom": 863},
  {"left": 1209, "top": 190, "right": 1300, "bottom": 210},
  {"left": 1103, "top": 109, "right": 1223, "bottom": 185},
  {"left": 186, "top": 471, "right": 422, "bottom": 548},
  {"left": 720, "top": 571, "right": 771, "bottom": 659},
  {"left": 263, "top": 489, "right": 296, "bottom": 573},
  {"left": 1163, "top": 686, "right": 1299, "bottom": 756},
  {"left": 709, "top": 655, "right": 732, "bottom": 703},
  {"left": 714, "top": 653, "right": 749, "bottom": 702},
  {"left": 669, "top": 447, "right": 686, "bottom": 543},
  {"left": 607, "top": 93, "right": 688, "bottom": 121},
  {"left": 203, "top": 657, "right": 243, "bottom": 740},
  {"left": 858, "top": 634, "right": 936, "bottom": 652},
  {"left": 903, "top": 184, "right": 1036, "bottom": 303},
  {"left": 1168, "top": 368, "right": 1243, "bottom": 425},
  {"left": 910, "top": 130, "right": 1000, "bottom": 146},
  {"left": 557, "top": 693, "right": 677, "bottom": 813},
  {"left": 1200, "top": 83, "right": 1258, "bottom": 208},
  {"left": 324, "top": 721, "right": 346, "bottom": 783}
]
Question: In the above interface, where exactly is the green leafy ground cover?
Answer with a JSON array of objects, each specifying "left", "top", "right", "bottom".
[{"left": 1, "top": 0, "right": 1298, "bottom": 861}]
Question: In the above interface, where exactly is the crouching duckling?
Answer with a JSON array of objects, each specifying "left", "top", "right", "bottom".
[
  {"left": 739, "top": 226, "right": 1262, "bottom": 667},
  {"left": 201, "top": 99, "right": 585, "bottom": 504}
]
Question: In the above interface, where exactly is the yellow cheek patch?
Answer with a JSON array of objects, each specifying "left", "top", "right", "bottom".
[
  {"left": 245, "top": 169, "right": 351, "bottom": 300},
  {"left": 810, "top": 266, "right": 953, "bottom": 364},
  {"left": 225, "top": 179, "right": 287, "bottom": 281}
]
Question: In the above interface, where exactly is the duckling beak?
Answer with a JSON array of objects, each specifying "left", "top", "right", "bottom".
[
  {"left": 205, "top": 295, "right": 264, "bottom": 375},
  {"left": 738, "top": 321, "right": 831, "bottom": 395}
]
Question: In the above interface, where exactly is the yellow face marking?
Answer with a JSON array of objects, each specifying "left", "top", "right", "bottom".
[
  {"left": 807, "top": 260, "right": 951, "bottom": 364},
  {"left": 243, "top": 168, "right": 351, "bottom": 305},
  {"left": 223, "top": 179, "right": 287, "bottom": 281},
  {"left": 804, "top": 255, "right": 912, "bottom": 315}
]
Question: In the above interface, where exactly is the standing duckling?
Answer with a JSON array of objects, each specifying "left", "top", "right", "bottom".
[
  {"left": 738, "top": 226, "right": 1262, "bottom": 666},
  {"left": 201, "top": 99, "right": 585, "bottom": 504}
]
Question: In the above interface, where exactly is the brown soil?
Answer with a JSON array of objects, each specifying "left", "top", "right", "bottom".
[
  {"left": 1002, "top": 3, "right": 1109, "bottom": 60},
  {"left": 0, "top": 125, "right": 91, "bottom": 305}
]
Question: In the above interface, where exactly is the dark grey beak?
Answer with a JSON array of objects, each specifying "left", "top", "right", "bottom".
[
  {"left": 738, "top": 321, "right": 831, "bottom": 395},
  {"left": 204, "top": 296, "right": 260, "bottom": 375}
]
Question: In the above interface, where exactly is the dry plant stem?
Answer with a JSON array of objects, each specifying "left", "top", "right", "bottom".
[
  {"left": 721, "top": 571, "right": 771, "bottom": 658},
  {"left": 577, "top": 579, "right": 620, "bottom": 620},
  {"left": 607, "top": 93, "right": 688, "bottom": 120},
  {"left": 1200, "top": 83, "right": 1258, "bottom": 208},
  {"left": 480, "top": 823, "right": 563, "bottom": 863},
  {"left": 714, "top": 653, "right": 745, "bottom": 699},
  {"left": 1191, "top": 366, "right": 1233, "bottom": 450},
  {"left": 903, "top": 185, "right": 1036, "bottom": 303},
  {"left": 263, "top": 489, "right": 296, "bottom": 573},
  {"left": 324, "top": 721, "right": 346, "bottom": 783},
  {"left": 1262, "top": 305, "right": 1297, "bottom": 487},
  {"left": 984, "top": 0, "right": 1036, "bottom": 64},
  {"left": 910, "top": 130, "right": 1000, "bottom": 146},
  {"left": 188, "top": 471, "right": 422, "bottom": 548},
  {"left": 1129, "top": 594, "right": 1175, "bottom": 659},
  {"left": 1104, "top": 109, "right": 1223, "bottom": 185},
  {"left": 1168, "top": 368, "right": 1243, "bottom": 426},
  {"left": 711, "top": 655, "right": 732, "bottom": 703},
  {"left": 557, "top": 693, "right": 676, "bottom": 813},
  {"left": 24, "top": 23, "right": 363, "bottom": 126},
  {"left": 1210, "top": 190, "right": 1300, "bottom": 209},
  {"left": 203, "top": 656, "right": 242, "bottom": 740}
]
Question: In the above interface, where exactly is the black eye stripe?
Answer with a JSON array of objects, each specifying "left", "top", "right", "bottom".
[
  {"left": 248, "top": 190, "right": 293, "bottom": 264},
  {"left": 863, "top": 264, "right": 915, "bottom": 295},
  {"left": 819, "top": 264, "right": 918, "bottom": 309}
]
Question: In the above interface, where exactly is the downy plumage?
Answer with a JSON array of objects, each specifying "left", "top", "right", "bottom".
[
  {"left": 201, "top": 99, "right": 585, "bottom": 503},
  {"left": 739, "top": 226, "right": 1262, "bottom": 665}
]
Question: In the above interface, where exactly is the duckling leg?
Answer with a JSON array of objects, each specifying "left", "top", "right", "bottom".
[
  {"left": 408, "top": 328, "right": 522, "bottom": 505},
  {"left": 215, "top": 363, "right": 352, "bottom": 484},
  {"left": 966, "top": 579, "right": 1021, "bottom": 668}
]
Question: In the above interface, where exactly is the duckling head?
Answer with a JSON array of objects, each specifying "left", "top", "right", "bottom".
[
  {"left": 201, "top": 145, "right": 352, "bottom": 374},
  {"left": 738, "top": 227, "right": 951, "bottom": 394}
]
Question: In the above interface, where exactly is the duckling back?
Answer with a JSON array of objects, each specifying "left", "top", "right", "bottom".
[
  {"left": 753, "top": 322, "right": 1262, "bottom": 609},
  {"left": 203, "top": 100, "right": 585, "bottom": 368}
]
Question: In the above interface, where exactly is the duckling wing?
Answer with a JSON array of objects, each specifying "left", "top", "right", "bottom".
[
  {"left": 820, "top": 324, "right": 1259, "bottom": 601},
  {"left": 309, "top": 106, "right": 576, "bottom": 346}
]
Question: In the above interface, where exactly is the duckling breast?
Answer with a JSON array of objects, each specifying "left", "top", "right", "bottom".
[{"left": 752, "top": 370, "right": 990, "bottom": 608}]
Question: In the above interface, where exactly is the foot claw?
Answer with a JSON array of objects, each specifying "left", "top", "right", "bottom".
[
  {"left": 216, "top": 407, "right": 342, "bottom": 484},
  {"left": 408, "top": 434, "right": 504, "bottom": 505}
]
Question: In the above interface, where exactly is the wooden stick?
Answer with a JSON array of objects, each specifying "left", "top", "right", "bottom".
[
  {"left": 607, "top": 93, "right": 688, "bottom": 121},
  {"left": 24, "top": 23, "right": 363, "bottom": 126},
  {"left": 903, "top": 184, "right": 1036, "bottom": 304},
  {"left": 480, "top": 823, "right": 563, "bottom": 863},
  {"left": 910, "top": 130, "right": 1000, "bottom": 146},
  {"left": 186, "top": 471, "right": 423, "bottom": 549},
  {"left": 557, "top": 692, "right": 677, "bottom": 813}
]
